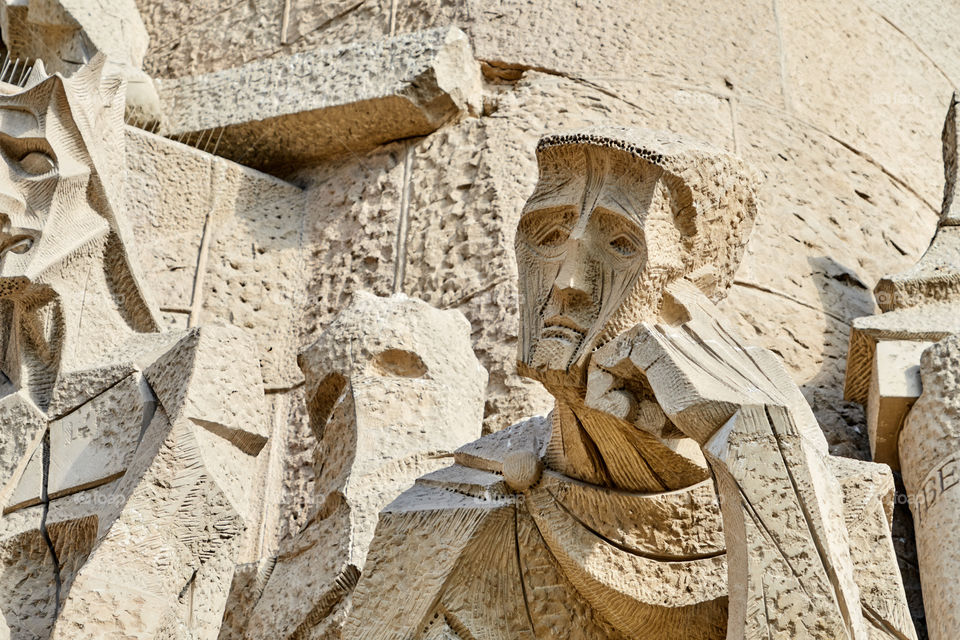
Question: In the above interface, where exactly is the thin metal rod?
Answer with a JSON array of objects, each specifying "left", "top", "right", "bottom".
[{"left": 210, "top": 128, "right": 225, "bottom": 156}]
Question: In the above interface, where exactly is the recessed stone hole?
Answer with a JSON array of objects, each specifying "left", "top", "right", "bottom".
[
  {"left": 307, "top": 372, "right": 347, "bottom": 439},
  {"left": 373, "top": 349, "right": 428, "bottom": 378}
]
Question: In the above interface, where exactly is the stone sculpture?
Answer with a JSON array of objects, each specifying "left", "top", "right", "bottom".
[
  {"left": 223, "top": 291, "right": 485, "bottom": 639},
  {"left": 344, "top": 128, "right": 916, "bottom": 639},
  {"left": 0, "top": 57, "right": 269, "bottom": 639},
  {"left": 845, "top": 93, "right": 960, "bottom": 640},
  {"left": 0, "top": 0, "right": 162, "bottom": 121}
]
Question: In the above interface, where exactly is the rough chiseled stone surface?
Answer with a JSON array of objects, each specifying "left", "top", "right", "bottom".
[
  {"left": 124, "top": 6, "right": 949, "bottom": 629},
  {"left": 0, "top": 0, "right": 954, "bottom": 637},
  {"left": 155, "top": 27, "right": 482, "bottom": 174},
  {"left": 0, "top": 61, "right": 270, "bottom": 640},
  {"left": 219, "top": 292, "right": 484, "bottom": 640}
]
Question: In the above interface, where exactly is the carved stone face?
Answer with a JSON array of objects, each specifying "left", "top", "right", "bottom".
[
  {"left": 0, "top": 86, "right": 106, "bottom": 300},
  {"left": 0, "top": 104, "right": 107, "bottom": 301},
  {"left": 516, "top": 143, "right": 686, "bottom": 377}
]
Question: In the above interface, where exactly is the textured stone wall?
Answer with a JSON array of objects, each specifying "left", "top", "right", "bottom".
[{"left": 124, "top": 1, "right": 960, "bottom": 634}]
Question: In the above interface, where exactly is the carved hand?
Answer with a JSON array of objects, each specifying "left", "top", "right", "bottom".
[
  {"left": 585, "top": 279, "right": 792, "bottom": 446},
  {"left": 586, "top": 280, "right": 870, "bottom": 640}
]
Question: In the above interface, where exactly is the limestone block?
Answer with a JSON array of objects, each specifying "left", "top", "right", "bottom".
[
  {"left": 7, "top": 373, "right": 152, "bottom": 512},
  {"left": 0, "top": 56, "right": 279, "bottom": 640},
  {"left": 874, "top": 224, "right": 960, "bottom": 312},
  {"left": 937, "top": 90, "right": 960, "bottom": 227},
  {"left": 301, "top": 143, "right": 406, "bottom": 341},
  {"left": 239, "top": 292, "right": 485, "bottom": 639},
  {"left": 155, "top": 27, "right": 482, "bottom": 174},
  {"left": 0, "top": 505, "right": 98, "bottom": 639},
  {"left": 0, "top": 507, "right": 58, "bottom": 638},
  {"left": 47, "top": 326, "right": 270, "bottom": 639},
  {"left": 143, "top": 326, "right": 270, "bottom": 459},
  {"left": 864, "top": 340, "right": 931, "bottom": 467},
  {"left": 0, "top": 0, "right": 160, "bottom": 118},
  {"left": 47, "top": 363, "right": 138, "bottom": 419},
  {"left": 192, "top": 164, "right": 306, "bottom": 390},
  {"left": 900, "top": 335, "right": 960, "bottom": 640},
  {"left": 829, "top": 455, "right": 916, "bottom": 638},
  {"left": 124, "top": 126, "right": 307, "bottom": 388},
  {"left": 0, "top": 391, "right": 46, "bottom": 509},
  {"left": 845, "top": 93, "right": 960, "bottom": 469},
  {"left": 864, "top": 0, "right": 960, "bottom": 88},
  {"left": 124, "top": 128, "right": 220, "bottom": 310},
  {"left": 139, "top": 0, "right": 781, "bottom": 103},
  {"left": 50, "top": 413, "right": 248, "bottom": 640},
  {"left": 728, "top": 99, "right": 938, "bottom": 457}
]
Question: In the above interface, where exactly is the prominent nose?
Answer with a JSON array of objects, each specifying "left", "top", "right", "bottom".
[
  {"left": 552, "top": 238, "right": 592, "bottom": 306},
  {"left": 0, "top": 161, "right": 27, "bottom": 228}
]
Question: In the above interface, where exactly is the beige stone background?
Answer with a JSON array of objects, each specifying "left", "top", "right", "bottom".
[{"left": 118, "top": 1, "right": 960, "bottom": 635}]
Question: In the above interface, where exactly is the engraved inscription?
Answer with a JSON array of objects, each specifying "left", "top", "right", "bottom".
[{"left": 912, "top": 455, "right": 960, "bottom": 524}]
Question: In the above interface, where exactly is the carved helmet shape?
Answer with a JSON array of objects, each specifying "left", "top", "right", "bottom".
[
  {"left": 0, "top": 54, "right": 159, "bottom": 331},
  {"left": 517, "top": 126, "right": 759, "bottom": 372}
]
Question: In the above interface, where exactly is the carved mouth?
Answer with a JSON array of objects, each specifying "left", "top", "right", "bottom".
[{"left": 541, "top": 316, "right": 586, "bottom": 343}]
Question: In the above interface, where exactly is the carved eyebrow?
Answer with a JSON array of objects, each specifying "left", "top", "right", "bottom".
[
  {"left": 590, "top": 205, "right": 646, "bottom": 237},
  {"left": 519, "top": 203, "right": 577, "bottom": 220},
  {"left": 0, "top": 107, "right": 40, "bottom": 138}
]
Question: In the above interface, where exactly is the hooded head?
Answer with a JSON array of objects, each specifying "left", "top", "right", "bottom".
[
  {"left": 516, "top": 127, "right": 758, "bottom": 385},
  {"left": 0, "top": 54, "right": 158, "bottom": 331}
]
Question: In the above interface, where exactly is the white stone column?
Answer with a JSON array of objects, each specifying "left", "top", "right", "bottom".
[{"left": 901, "top": 334, "right": 960, "bottom": 640}]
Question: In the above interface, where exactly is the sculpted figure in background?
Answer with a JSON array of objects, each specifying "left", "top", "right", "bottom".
[
  {"left": 344, "top": 128, "right": 916, "bottom": 639},
  {"left": 0, "top": 57, "right": 269, "bottom": 638}
]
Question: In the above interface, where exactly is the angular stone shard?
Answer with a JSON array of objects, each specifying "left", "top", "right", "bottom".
[
  {"left": 156, "top": 27, "right": 482, "bottom": 174},
  {"left": 143, "top": 325, "right": 270, "bottom": 456},
  {"left": 229, "top": 292, "right": 485, "bottom": 639},
  {"left": 0, "top": 392, "right": 46, "bottom": 509}
]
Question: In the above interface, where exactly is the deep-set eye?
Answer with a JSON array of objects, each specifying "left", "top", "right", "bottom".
[
  {"left": 18, "top": 151, "right": 56, "bottom": 175},
  {"left": 536, "top": 224, "right": 570, "bottom": 248},
  {"left": 7, "top": 237, "right": 33, "bottom": 254},
  {"left": 608, "top": 234, "right": 640, "bottom": 257}
]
